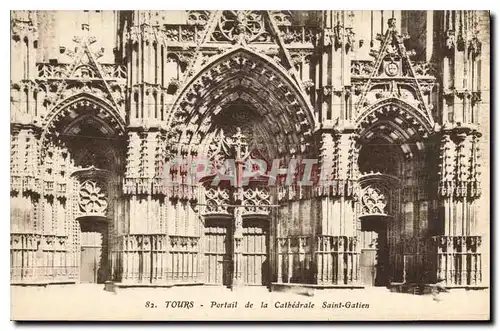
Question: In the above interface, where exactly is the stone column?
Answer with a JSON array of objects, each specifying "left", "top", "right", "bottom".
[
  {"left": 232, "top": 207, "right": 244, "bottom": 288},
  {"left": 231, "top": 146, "right": 245, "bottom": 288}
]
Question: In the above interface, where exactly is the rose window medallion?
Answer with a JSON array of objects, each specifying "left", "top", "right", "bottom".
[
  {"left": 214, "top": 10, "right": 270, "bottom": 43},
  {"left": 385, "top": 62, "right": 399, "bottom": 77},
  {"left": 79, "top": 180, "right": 108, "bottom": 215}
]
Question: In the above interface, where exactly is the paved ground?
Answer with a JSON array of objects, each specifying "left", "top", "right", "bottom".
[{"left": 11, "top": 284, "right": 490, "bottom": 321}]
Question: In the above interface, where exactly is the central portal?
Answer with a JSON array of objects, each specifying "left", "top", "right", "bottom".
[
  {"left": 200, "top": 125, "right": 273, "bottom": 288},
  {"left": 171, "top": 48, "right": 316, "bottom": 289},
  {"left": 203, "top": 218, "right": 269, "bottom": 286}
]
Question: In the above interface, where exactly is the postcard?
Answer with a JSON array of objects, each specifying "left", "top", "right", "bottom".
[{"left": 10, "top": 10, "right": 490, "bottom": 321}]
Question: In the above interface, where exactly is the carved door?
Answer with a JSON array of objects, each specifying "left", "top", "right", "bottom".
[
  {"left": 204, "top": 221, "right": 232, "bottom": 285},
  {"left": 359, "top": 230, "right": 378, "bottom": 286},
  {"left": 80, "top": 231, "right": 103, "bottom": 283},
  {"left": 242, "top": 221, "right": 269, "bottom": 285},
  {"left": 360, "top": 249, "right": 377, "bottom": 286}
]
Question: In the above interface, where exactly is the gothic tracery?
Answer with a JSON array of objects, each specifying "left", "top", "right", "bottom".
[
  {"left": 10, "top": 10, "right": 489, "bottom": 290},
  {"left": 78, "top": 180, "right": 108, "bottom": 216},
  {"left": 360, "top": 187, "right": 388, "bottom": 216}
]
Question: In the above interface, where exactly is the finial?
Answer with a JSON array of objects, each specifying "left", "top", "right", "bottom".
[{"left": 388, "top": 18, "right": 397, "bottom": 30}]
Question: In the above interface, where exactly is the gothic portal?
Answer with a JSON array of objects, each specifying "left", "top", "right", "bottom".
[{"left": 11, "top": 10, "right": 489, "bottom": 289}]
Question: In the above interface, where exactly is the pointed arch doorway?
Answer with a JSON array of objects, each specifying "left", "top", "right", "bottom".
[
  {"left": 41, "top": 93, "right": 126, "bottom": 285},
  {"left": 358, "top": 174, "right": 399, "bottom": 287},
  {"left": 167, "top": 47, "right": 316, "bottom": 288},
  {"left": 72, "top": 168, "right": 112, "bottom": 284},
  {"left": 357, "top": 139, "right": 402, "bottom": 287},
  {"left": 355, "top": 99, "right": 433, "bottom": 287},
  {"left": 199, "top": 126, "right": 273, "bottom": 288}
]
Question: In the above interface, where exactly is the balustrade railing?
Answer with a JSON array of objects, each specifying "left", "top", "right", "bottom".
[
  {"left": 350, "top": 60, "right": 436, "bottom": 78},
  {"left": 158, "top": 24, "right": 316, "bottom": 46},
  {"left": 278, "top": 25, "right": 317, "bottom": 46},
  {"left": 36, "top": 63, "right": 127, "bottom": 80},
  {"left": 276, "top": 236, "right": 314, "bottom": 284},
  {"left": 162, "top": 24, "right": 203, "bottom": 43},
  {"left": 431, "top": 235, "right": 482, "bottom": 287},
  {"left": 116, "top": 234, "right": 202, "bottom": 284},
  {"left": 11, "top": 233, "right": 77, "bottom": 284},
  {"left": 315, "top": 235, "right": 359, "bottom": 285}
]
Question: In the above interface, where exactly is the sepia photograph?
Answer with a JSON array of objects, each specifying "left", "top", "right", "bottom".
[{"left": 9, "top": 9, "right": 491, "bottom": 321}]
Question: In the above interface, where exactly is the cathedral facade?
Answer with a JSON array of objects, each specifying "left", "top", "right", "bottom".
[{"left": 10, "top": 10, "right": 490, "bottom": 289}]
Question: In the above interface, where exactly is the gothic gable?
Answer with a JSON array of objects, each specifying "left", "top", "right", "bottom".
[
  {"left": 352, "top": 18, "right": 436, "bottom": 130},
  {"left": 36, "top": 35, "right": 127, "bottom": 121}
]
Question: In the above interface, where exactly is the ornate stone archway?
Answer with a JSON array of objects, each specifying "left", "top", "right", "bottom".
[
  {"left": 160, "top": 47, "right": 319, "bottom": 288},
  {"left": 40, "top": 93, "right": 126, "bottom": 154},
  {"left": 355, "top": 99, "right": 435, "bottom": 285},
  {"left": 30, "top": 93, "right": 125, "bottom": 284},
  {"left": 167, "top": 47, "right": 316, "bottom": 157}
]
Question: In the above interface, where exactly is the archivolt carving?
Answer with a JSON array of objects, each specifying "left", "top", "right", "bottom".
[
  {"left": 168, "top": 48, "right": 316, "bottom": 157},
  {"left": 356, "top": 98, "right": 435, "bottom": 141},
  {"left": 40, "top": 93, "right": 126, "bottom": 158}
]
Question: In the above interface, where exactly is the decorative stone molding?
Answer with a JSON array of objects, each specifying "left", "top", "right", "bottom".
[
  {"left": 211, "top": 11, "right": 271, "bottom": 44},
  {"left": 242, "top": 187, "right": 271, "bottom": 216},
  {"left": 168, "top": 48, "right": 316, "bottom": 157},
  {"left": 204, "top": 187, "right": 230, "bottom": 215},
  {"left": 438, "top": 125, "right": 482, "bottom": 199},
  {"left": 79, "top": 180, "right": 108, "bottom": 216},
  {"left": 356, "top": 99, "right": 434, "bottom": 141},
  {"left": 353, "top": 19, "right": 436, "bottom": 123},
  {"left": 360, "top": 186, "right": 388, "bottom": 216}
]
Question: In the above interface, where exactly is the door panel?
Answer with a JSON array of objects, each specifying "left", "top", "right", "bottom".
[
  {"left": 360, "top": 248, "right": 377, "bottom": 286},
  {"left": 204, "top": 224, "right": 231, "bottom": 285},
  {"left": 80, "top": 231, "right": 103, "bottom": 283},
  {"left": 80, "top": 247, "right": 101, "bottom": 283},
  {"left": 242, "top": 222, "right": 268, "bottom": 285}
]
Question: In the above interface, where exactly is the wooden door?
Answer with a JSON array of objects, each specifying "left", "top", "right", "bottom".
[
  {"left": 242, "top": 221, "right": 268, "bottom": 285},
  {"left": 204, "top": 222, "right": 231, "bottom": 285},
  {"left": 80, "top": 231, "right": 103, "bottom": 283},
  {"left": 360, "top": 248, "right": 377, "bottom": 286}
]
